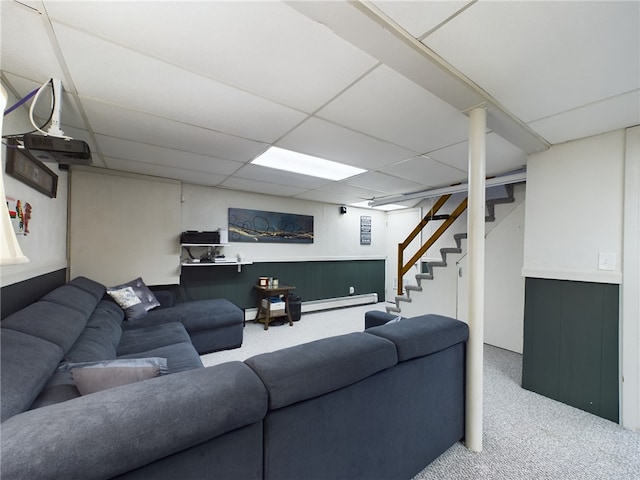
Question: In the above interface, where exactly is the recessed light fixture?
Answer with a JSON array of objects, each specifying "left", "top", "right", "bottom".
[{"left": 251, "top": 146, "right": 366, "bottom": 181}]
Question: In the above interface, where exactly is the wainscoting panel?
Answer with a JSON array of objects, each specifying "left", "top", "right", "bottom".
[
  {"left": 179, "top": 260, "right": 385, "bottom": 310},
  {"left": 0, "top": 268, "right": 67, "bottom": 319},
  {"left": 522, "top": 277, "right": 619, "bottom": 422}
]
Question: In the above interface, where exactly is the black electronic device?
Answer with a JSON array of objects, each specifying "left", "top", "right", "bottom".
[
  {"left": 21, "top": 133, "right": 92, "bottom": 166},
  {"left": 181, "top": 231, "right": 220, "bottom": 244}
]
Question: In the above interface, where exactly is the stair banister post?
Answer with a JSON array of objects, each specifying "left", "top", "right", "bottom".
[{"left": 466, "top": 106, "right": 486, "bottom": 452}]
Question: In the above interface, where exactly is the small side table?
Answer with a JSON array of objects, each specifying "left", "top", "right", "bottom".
[{"left": 254, "top": 285, "right": 296, "bottom": 330}]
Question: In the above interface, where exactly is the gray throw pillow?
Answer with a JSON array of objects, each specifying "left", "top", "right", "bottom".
[
  {"left": 61, "top": 358, "right": 168, "bottom": 395},
  {"left": 107, "top": 277, "right": 161, "bottom": 320}
]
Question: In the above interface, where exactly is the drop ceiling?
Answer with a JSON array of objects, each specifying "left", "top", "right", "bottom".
[{"left": 1, "top": 1, "right": 638, "bottom": 207}]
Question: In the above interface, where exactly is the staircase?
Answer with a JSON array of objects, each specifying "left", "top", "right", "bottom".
[{"left": 387, "top": 184, "right": 517, "bottom": 315}]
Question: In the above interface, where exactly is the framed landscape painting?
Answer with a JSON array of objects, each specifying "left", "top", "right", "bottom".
[{"left": 228, "top": 208, "right": 313, "bottom": 243}]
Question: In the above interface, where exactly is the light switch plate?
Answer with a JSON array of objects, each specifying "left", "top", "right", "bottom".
[{"left": 598, "top": 252, "right": 617, "bottom": 271}]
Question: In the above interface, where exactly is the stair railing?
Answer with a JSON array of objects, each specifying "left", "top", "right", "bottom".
[{"left": 397, "top": 195, "right": 468, "bottom": 295}]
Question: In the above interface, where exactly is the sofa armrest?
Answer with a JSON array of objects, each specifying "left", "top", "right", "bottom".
[{"left": 0, "top": 362, "right": 268, "bottom": 480}]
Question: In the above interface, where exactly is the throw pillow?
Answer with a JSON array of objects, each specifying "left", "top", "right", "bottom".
[
  {"left": 107, "top": 286, "right": 141, "bottom": 309},
  {"left": 107, "top": 277, "right": 161, "bottom": 321},
  {"left": 62, "top": 358, "right": 168, "bottom": 395}
]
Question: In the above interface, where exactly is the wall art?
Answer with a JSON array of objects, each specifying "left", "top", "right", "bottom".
[
  {"left": 6, "top": 196, "right": 33, "bottom": 235},
  {"left": 360, "top": 215, "right": 371, "bottom": 245},
  {"left": 229, "top": 208, "right": 313, "bottom": 243}
]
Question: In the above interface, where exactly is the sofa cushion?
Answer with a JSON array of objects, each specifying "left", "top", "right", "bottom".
[
  {"left": 67, "top": 358, "right": 168, "bottom": 395},
  {"left": 245, "top": 332, "right": 397, "bottom": 410},
  {"left": 129, "top": 298, "right": 243, "bottom": 333},
  {"left": 118, "top": 341, "right": 204, "bottom": 373},
  {"left": 68, "top": 276, "right": 107, "bottom": 302},
  {"left": 86, "top": 300, "right": 124, "bottom": 344},
  {"left": 64, "top": 301, "right": 124, "bottom": 364},
  {"left": 41, "top": 284, "right": 100, "bottom": 318},
  {"left": 117, "top": 322, "right": 191, "bottom": 356},
  {"left": 1, "top": 301, "right": 88, "bottom": 353},
  {"left": 365, "top": 314, "right": 469, "bottom": 362},
  {"left": 1, "top": 329, "right": 64, "bottom": 421}
]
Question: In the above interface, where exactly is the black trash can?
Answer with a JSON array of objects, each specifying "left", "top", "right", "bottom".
[{"left": 287, "top": 294, "right": 302, "bottom": 321}]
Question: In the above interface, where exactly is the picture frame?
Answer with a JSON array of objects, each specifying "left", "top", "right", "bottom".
[
  {"left": 5, "top": 142, "right": 58, "bottom": 198},
  {"left": 228, "top": 207, "right": 314, "bottom": 243}
]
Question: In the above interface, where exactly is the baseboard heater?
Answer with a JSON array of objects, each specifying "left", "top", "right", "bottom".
[{"left": 244, "top": 293, "right": 378, "bottom": 321}]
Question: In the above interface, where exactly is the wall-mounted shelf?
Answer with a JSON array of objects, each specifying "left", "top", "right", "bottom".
[{"left": 180, "top": 243, "right": 251, "bottom": 272}]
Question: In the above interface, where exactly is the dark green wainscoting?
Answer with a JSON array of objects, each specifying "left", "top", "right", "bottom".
[
  {"left": 180, "top": 260, "right": 385, "bottom": 311},
  {"left": 522, "top": 277, "right": 619, "bottom": 422}
]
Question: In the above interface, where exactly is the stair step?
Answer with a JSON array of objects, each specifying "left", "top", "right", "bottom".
[
  {"left": 395, "top": 295, "right": 411, "bottom": 304},
  {"left": 426, "top": 261, "right": 447, "bottom": 268},
  {"left": 386, "top": 305, "right": 401, "bottom": 314},
  {"left": 416, "top": 273, "right": 434, "bottom": 281},
  {"left": 440, "top": 247, "right": 462, "bottom": 255},
  {"left": 405, "top": 284, "right": 423, "bottom": 292}
]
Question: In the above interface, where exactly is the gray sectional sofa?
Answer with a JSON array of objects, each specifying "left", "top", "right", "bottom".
[{"left": 1, "top": 276, "right": 469, "bottom": 480}]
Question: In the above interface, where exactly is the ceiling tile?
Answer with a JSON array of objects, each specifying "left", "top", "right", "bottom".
[
  {"left": 312, "top": 182, "right": 388, "bottom": 201},
  {"left": 276, "top": 117, "right": 417, "bottom": 170},
  {"left": 80, "top": 98, "right": 267, "bottom": 162},
  {"left": 372, "top": 1, "right": 473, "bottom": 38},
  {"left": 346, "top": 171, "right": 424, "bottom": 195},
  {"left": 317, "top": 65, "right": 469, "bottom": 152},
  {"left": 427, "top": 133, "right": 527, "bottom": 177},
  {"left": 231, "top": 164, "right": 331, "bottom": 190},
  {"left": 95, "top": 135, "right": 243, "bottom": 175},
  {"left": 424, "top": 1, "right": 640, "bottom": 122},
  {"left": 293, "top": 189, "right": 366, "bottom": 206},
  {"left": 51, "top": 23, "right": 307, "bottom": 143},
  {"left": 379, "top": 155, "right": 466, "bottom": 188},
  {"left": 220, "top": 177, "right": 309, "bottom": 198},
  {"left": 43, "top": 1, "right": 378, "bottom": 112},
  {"left": 103, "top": 156, "right": 229, "bottom": 186},
  {"left": 527, "top": 90, "right": 640, "bottom": 145},
  {"left": 0, "top": 1, "right": 66, "bottom": 84}
]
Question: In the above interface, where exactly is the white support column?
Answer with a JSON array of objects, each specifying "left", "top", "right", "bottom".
[{"left": 465, "top": 106, "right": 487, "bottom": 452}]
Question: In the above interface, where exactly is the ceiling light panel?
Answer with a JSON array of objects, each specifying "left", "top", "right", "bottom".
[
  {"left": 43, "top": 1, "right": 378, "bottom": 113},
  {"left": 252, "top": 147, "right": 366, "bottom": 181},
  {"left": 51, "top": 23, "right": 307, "bottom": 143}
]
